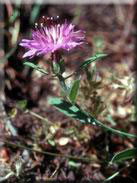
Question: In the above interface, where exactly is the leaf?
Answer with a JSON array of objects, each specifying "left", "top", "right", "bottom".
[
  {"left": 49, "top": 97, "right": 137, "bottom": 138},
  {"left": 110, "top": 148, "right": 137, "bottom": 163},
  {"left": 105, "top": 171, "right": 120, "bottom": 182},
  {"left": 93, "top": 35, "right": 105, "bottom": 53},
  {"left": 48, "top": 97, "right": 90, "bottom": 124},
  {"left": 8, "top": 108, "right": 17, "bottom": 118},
  {"left": 68, "top": 160, "right": 81, "bottom": 168},
  {"left": 69, "top": 79, "right": 80, "bottom": 105},
  {"left": 24, "top": 62, "right": 48, "bottom": 75},
  {"left": 9, "top": 10, "right": 20, "bottom": 24},
  {"left": 52, "top": 61, "right": 60, "bottom": 75},
  {"left": 93, "top": 118, "right": 137, "bottom": 139},
  {"left": 17, "top": 100, "right": 27, "bottom": 110},
  {"left": 24, "top": 62, "right": 37, "bottom": 69},
  {"left": 30, "top": 3, "right": 41, "bottom": 24},
  {"left": 48, "top": 139, "right": 56, "bottom": 146},
  {"left": 80, "top": 53, "right": 107, "bottom": 69}
]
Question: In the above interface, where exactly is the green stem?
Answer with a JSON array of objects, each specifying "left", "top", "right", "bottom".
[{"left": 57, "top": 74, "right": 69, "bottom": 95}]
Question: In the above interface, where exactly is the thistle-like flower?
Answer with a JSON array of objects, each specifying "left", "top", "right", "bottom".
[{"left": 20, "top": 16, "right": 85, "bottom": 59}]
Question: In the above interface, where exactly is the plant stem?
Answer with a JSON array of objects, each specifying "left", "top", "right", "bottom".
[
  {"left": 57, "top": 74, "right": 69, "bottom": 95},
  {"left": 1, "top": 139, "right": 100, "bottom": 163},
  {"left": 64, "top": 72, "right": 75, "bottom": 80}
]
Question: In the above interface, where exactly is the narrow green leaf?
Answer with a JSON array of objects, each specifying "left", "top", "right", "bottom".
[
  {"left": 80, "top": 53, "right": 107, "bottom": 69},
  {"left": 90, "top": 117, "right": 137, "bottom": 138},
  {"left": 69, "top": 79, "right": 80, "bottom": 105},
  {"left": 24, "top": 62, "right": 48, "bottom": 75},
  {"left": 30, "top": 3, "right": 41, "bottom": 24},
  {"left": 49, "top": 97, "right": 137, "bottom": 138},
  {"left": 105, "top": 171, "right": 120, "bottom": 182},
  {"left": 110, "top": 148, "right": 137, "bottom": 163},
  {"left": 24, "top": 62, "right": 37, "bottom": 69},
  {"left": 68, "top": 160, "right": 81, "bottom": 168}
]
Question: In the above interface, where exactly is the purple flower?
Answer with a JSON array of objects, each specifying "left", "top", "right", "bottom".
[{"left": 20, "top": 16, "right": 85, "bottom": 59}]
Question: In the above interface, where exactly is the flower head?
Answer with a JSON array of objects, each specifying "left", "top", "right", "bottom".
[{"left": 20, "top": 16, "right": 85, "bottom": 59}]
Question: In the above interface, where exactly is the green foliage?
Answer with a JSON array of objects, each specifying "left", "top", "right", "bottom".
[
  {"left": 16, "top": 100, "right": 27, "bottom": 110},
  {"left": 105, "top": 171, "right": 120, "bottom": 182},
  {"left": 49, "top": 97, "right": 137, "bottom": 138},
  {"left": 68, "top": 160, "right": 81, "bottom": 168},
  {"left": 57, "top": 74, "right": 69, "bottom": 96},
  {"left": 59, "top": 59, "right": 65, "bottom": 74},
  {"left": 52, "top": 59, "right": 65, "bottom": 75},
  {"left": 24, "top": 62, "right": 48, "bottom": 75},
  {"left": 68, "top": 78, "right": 81, "bottom": 105},
  {"left": 93, "top": 35, "right": 105, "bottom": 53},
  {"left": 3, "top": 4, "right": 136, "bottom": 181},
  {"left": 80, "top": 53, "right": 107, "bottom": 69},
  {"left": 48, "top": 139, "right": 56, "bottom": 146},
  {"left": 30, "top": 3, "right": 42, "bottom": 24},
  {"left": 105, "top": 148, "right": 137, "bottom": 181},
  {"left": 48, "top": 97, "right": 89, "bottom": 124},
  {"left": 52, "top": 61, "right": 61, "bottom": 75},
  {"left": 9, "top": 10, "right": 20, "bottom": 24},
  {"left": 110, "top": 148, "right": 137, "bottom": 163},
  {"left": 85, "top": 65, "right": 96, "bottom": 81}
]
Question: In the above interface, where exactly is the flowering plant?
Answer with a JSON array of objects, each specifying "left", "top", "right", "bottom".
[{"left": 20, "top": 16, "right": 136, "bottom": 139}]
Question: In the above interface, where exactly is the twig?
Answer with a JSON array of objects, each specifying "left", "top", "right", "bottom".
[{"left": 26, "top": 110, "right": 52, "bottom": 126}]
